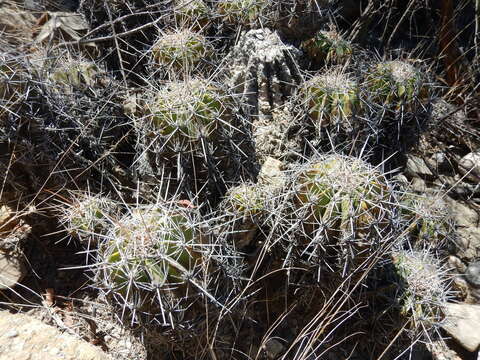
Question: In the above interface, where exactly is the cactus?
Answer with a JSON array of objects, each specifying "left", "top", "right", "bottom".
[
  {"left": 62, "top": 194, "right": 119, "bottom": 244},
  {"left": 392, "top": 249, "right": 451, "bottom": 337},
  {"left": 217, "top": 0, "right": 268, "bottom": 26},
  {"left": 95, "top": 204, "right": 206, "bottom": 322},
  {"left": 289, "top": 155, "right": 394, "bottom": 274},
  {"left": 300, "top": 71, "right": 360, "bottom": 129},
  {"left": 400, "top": 193, "right": 455, "bottom": 253},
  {"left": 49, "top": 58, "right": 100, "bottom": 91},
  {"left": 364, "top": 60, "right": 429, "bottom": 113},
  {"left": 172, "top": 0, "right": 210, "bottom": 30},
  {"left": 301, "top": 29, "right": 353, "bottom": 65},
  {"left": 141, "top": 79, "right": 231, "bottom": 150},
  {"left": 151, "top": 29, "right": 209, "bottom": 74}
]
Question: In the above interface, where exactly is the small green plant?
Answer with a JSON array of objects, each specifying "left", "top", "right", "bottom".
[
  {"left": 217, "top": 0, "right": 268, "bottom": 25},
  {"left": 364, "top": 60, "right": 429, "bottom": 113},
  {"left": 301, "top": 29, "right": 353, "bottom": 65},
  {"left": 301, "top": 71, "right": 360, "bottom": 129},
  {"left": 152, "top": 29, "right": 208, "bottom": 72}
]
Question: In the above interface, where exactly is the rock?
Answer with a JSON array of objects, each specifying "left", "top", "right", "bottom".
[
  {"left": 0, "top": 2, "right": 37, "bottom": 45},
  {"left": 0, "top": 205, "right": 31, "bottom": 289},
  {"left": 405, "top": 155, "right": 434, "bottom": 177},
  {"left": 258, "top": 157, "right": 285, "bottom": 188},
  {"left": 458, "top": 152, "right": 480, "bottom": 183},
  {"left": 449, "top": 256, "right": 467, "bottom": 274},
  {"left": 465, "top": 262, "right": 480, "bottom": 288},
  {"left": 0, "top": 252, "right": 25, "bottom": 289},
  {"left": 262, "top": 338, "right": 285, "bottom": 359},
  {"left": 0, "top": 311, "right": 110, "bottom": 359},
  {"left": 455, "top": 227, "right": 480, "bottom": 261},
  {"left": 442, "top": 303, "right": 480, "bottom": 352},
  {"left": 444, "top": 197, "right": 479, "bottom": 228}
]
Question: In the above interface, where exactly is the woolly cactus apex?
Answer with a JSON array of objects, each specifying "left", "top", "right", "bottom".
[
  {"left": 392, "top": 249, "right": 452, "bottom": 337},
  {"left": 96, "top": 204, "right": 209, "bottom": 323},
  {"left": 301, "top": 29, "right": 353, "bottom": 65},
  {"left": 301, "top": 71, "right": 360, "bottom": 129},
  {"left": 217, "top": 0, "right": 268, "bottom": 26},
  {"left": 291, "top": 155, "right": 394, "bottom": 274},
  {"left": 62, "top": 194, "right": 119, "bottom": 244},
  {"left": 365, "top": 60, "right": 429, "bottom": 113},
  {"left": 152, "top": 29, "right": 209, "bottom": 73},
  {"left": 144, "top": 79, "right": 230, "bottom": 145},
  {"left": 172, "top": 0, "right": 210, "bottom": 30}
]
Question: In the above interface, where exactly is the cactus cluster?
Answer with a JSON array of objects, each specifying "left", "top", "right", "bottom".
[{"left": 1, "top": 1, "right": 466, "bottom": 359}]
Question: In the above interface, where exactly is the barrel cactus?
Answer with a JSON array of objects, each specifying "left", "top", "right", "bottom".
[
  {"left": 364, "top": 60, "right": 429, "bottom": 113},
  {"left": 49, "top": 58, "right": 100, "bottom": 91},
  {"left": 289, "top": 155, "right": 394, "bottom": 274},
  {"left": 172, "top": 0, "right": 210, "bottom": 30},
  {"left": 62, "top": 193, "right": 119, "bottom": 244},
  {"left": 300, "top": 71, "right": 360, "bottom": 130},
  {"left": 217, "top": 0, "right": 268, "bottom": 26},
  {"left": 391, "top": 248, "right": 452, "bottom": 338},
  {"left": 400, "top": 194, "right": 455, "bottom": 253},
  {"left": 301, "top": 28, "right": 353, "bottom": 65},
  {"left": 95, "top": 204, "right": 207, "bottom": 324},
  {"left": 220, "top": 183, "right": 270, "bottom": 249},
  {"left": 151, "top": 29, "right": 209, "bottom": 74}
]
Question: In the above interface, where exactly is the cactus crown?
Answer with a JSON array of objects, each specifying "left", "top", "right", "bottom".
[
  {"left": 302, "top": 71, "right": 360, "bottom": 126},
  {"left": 295, "top": 155, "right": 389, "bottom": 221},
  {"left": 145, "top": 79, "right": 229, "bottom": 142},
  {"left": 152, "top": 29, "right": 208, "bottom": 70},
  {"left": 173, "top": 0, "right": 210, "bottom": 29}
]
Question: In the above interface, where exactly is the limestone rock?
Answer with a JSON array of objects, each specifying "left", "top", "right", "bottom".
[
  {"left": 405, "top": 155, "right": 434, "bottom": 177},
  {"left": 442, "top": 303, "right": 480, "bottom": 352},
  {"left": 465, "top": 262, "right": 480, "bottom": 288},
  {"left": 0, "top": 253, "right": 25, "bottom": 289},
  {"left": 0, "top": 311, "right": 110, "bottom": 360},
  {"left": 458, "top": 152, "right": 480, "bottom": 183},
  {"left": 258, "top": 157, "right": 285, "bottom": 189}
]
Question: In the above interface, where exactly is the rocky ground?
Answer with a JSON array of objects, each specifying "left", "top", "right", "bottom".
[{"left": 1, "top": 0, "right": 480, "bottom": 359}]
